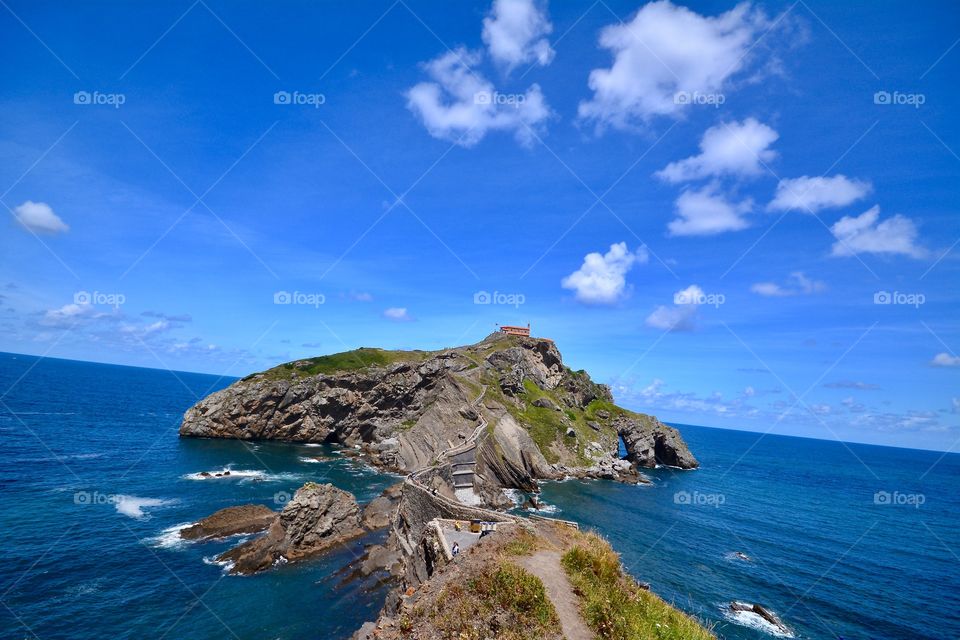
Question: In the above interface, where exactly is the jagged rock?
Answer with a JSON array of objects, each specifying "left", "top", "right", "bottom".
[
  {"left": 180, "top": 504, "right": 276, "bottom": 541},
  {"left": 617, "top": 415, "right": 698, "bottom": 469},
  {"left": 729, "top": 602, "right": 791, "bottom": 636},
  {"left": 565, "top": 427, "right": 576, "bottom": 438},
  {"left": 362, "top": 483, "right": 403, "bottom": 530},
  {"left": 458, "top": 405, "right": 479, "bottom": 420},
  {"left": 587, "top": 421, "right": 601, "bottom": 431},
  {"left": 218, "top": 482, "right": 363, "bottom": 574},
  {"left": 532, "top": 397, "right": 557, "bottom": 410}
]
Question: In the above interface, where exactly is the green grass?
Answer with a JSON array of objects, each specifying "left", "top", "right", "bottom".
[
  {"left": 561, "top": 533, "right": 714, "bottom": 640},
  {"left": 258, "top": 347, "right": 435, "bottom": 380},
  {"left": 411, "top": 561, "right": 560, "bottom": 640},
  {"left": 502, "top": 528, "right": 541, "bottom": 556}
]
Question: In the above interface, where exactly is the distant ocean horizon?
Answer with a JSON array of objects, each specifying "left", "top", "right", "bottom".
[{"left": 1, "top": 352, "right": 958, "bottom": 639}]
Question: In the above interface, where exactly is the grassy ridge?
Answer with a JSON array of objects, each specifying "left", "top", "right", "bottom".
[
  {"left": 403, "top": 561, "right": 561, "bottom": 640},
  {"left": 256, "top": 347, "right": 435, "bottom": 380},
  {"left": 562, "top": 532, "right": 714, "bottom": 640}
]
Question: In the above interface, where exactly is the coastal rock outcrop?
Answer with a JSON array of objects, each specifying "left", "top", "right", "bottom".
[
  {"left": 180, "top": 333, "right": 699, "bottom": 505},
  {"left": 180, "top": 504, "right": 276, "bottom": 541},
  {"left": 218, "top": 482, "right": 363, "bottom": 574},
  {"left": 361, "top": 483, "right": 403, "bottom": 530}
]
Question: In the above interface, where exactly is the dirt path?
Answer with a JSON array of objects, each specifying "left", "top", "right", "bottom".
[{"left": 520, "top": 550, "right": 594, "bottom": 640}]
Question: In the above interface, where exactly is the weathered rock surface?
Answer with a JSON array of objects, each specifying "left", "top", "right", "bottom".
[
  {"left": 617, "top": 415, "right": 699, "bottom": 469},
  {"left": 361, "top": 483, "right": 403, "bottom": 530},
  {"left": 730, "top": 602, "right": 792, "bottom": 636},
  {"left": 180, "top": 504, "right": 276, "bottom": 541},
  {"left": 218, "top": 482, "right": 363, "bottom": 574}
]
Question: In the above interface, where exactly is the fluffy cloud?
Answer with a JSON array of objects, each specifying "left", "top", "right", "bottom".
[
  {"left": 668, "top": 184, "right": 751, "bottom": 236},
  {"left": 13, "top": 200, "right": 69, "bottom": 234},
  {"left": 767, "top": 175, "right": 871, "bottom": 213},
  {"left": 383, "top": 307, "right": 412, "bottom": 321},
  {"left": 406, "top": 48, "right": 550, "bottom": 147},
  {"left": 830, "top": 205, "right": 927, "bottom": 258},
  {"left": 561, "top": 242, "right": 647, "bottom": 304},
  {"left": 656, "top": 119, "right": 779, "bottom": 183},
  {"left": 578, "top": 1, "right": 769, "bottom": 129},
  {"left": 644, "top": 284, "right": 712, "bottom": 331},
  {"left": 931, "top": 353, "right": 960, "bottom": 367},
  {"left": 482, "top": 0, "right": 554, "bottom": 71},
  {"left": 750, "top": 271, "right": 826, "bottom": 297}
]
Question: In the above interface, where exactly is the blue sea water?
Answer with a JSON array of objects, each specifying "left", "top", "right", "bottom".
[{"left": 1, "top": 352, "right": 958, "bottom": 640}]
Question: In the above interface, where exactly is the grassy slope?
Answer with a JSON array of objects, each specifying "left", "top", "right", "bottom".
[
  {"left": 251, "top": 347, "right": 436, "bottom": 381},
  {"left": 562, "top": 532, "right": 715, "bottom": 640},
  {"left": 400, "top": 560, "right": 561, "bottom": 640}
]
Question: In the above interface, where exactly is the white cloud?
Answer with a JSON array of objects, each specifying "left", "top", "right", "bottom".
[
  {"left": 406, "top": 48, "right": 550, "bottom": 147},
  {"left": 767, "top": 175, "right": 871, "bottom": 213},
  {"left": 668, "top": 184, "right": 751, "bottom": 236},
  {"left": 13, "top": 200, "right": 69, "bottom": 234},
  {"left": 645, "top": 304, "right": 697, "bottom": 332},
  {"left": 561, "top": 242, "right": 647, "bottom": 304},
  {"left": 830, "top": 205, "right": 927, "bottom": 258},
  {"left": 482, "top": 0, "right": 554, "bottom": 71},
  {"left": 40, "top": 303, "right": 96, "bottom": 327},
  {"left": 383, "top": 307, "right": 412, "bottom": 321},
  {"left": 656, "top": 119, "right": 778, "bottom": 183},
  {"left": 931, "top": 353, "right": 960, "bottom": 367},
  {"left": 750, "top": 271, "right": 826, "bottom": 297},
  {"left": 578, "top": 1, "right": 769, "bottom": 129}
]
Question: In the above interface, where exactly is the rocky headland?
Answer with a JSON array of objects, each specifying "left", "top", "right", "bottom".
[{"left": 178, "top": 332, "right": 707, "bottom": 635}]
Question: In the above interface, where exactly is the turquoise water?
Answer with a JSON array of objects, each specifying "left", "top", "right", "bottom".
[{"left": 2, "top": 352, "right": 958, "bottom": 639}]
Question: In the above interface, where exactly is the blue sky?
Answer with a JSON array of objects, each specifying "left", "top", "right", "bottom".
[{"left": 1, "top": 0, "right": 958, "bottom": 451}]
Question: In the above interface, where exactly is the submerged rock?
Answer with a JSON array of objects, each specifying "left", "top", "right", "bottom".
[
  {"left": 218, "top": 482, "right": 363, "bottom": 574},
  {"left": 729, "top": 602, "right": 792, "bottom": 636}
]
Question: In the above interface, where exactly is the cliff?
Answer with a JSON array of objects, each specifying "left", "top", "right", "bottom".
[{"left": 179, "top": 332, "right": 698, "bottom": 505}]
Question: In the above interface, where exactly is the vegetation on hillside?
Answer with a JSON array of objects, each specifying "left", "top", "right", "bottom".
[
  {"left": 402, "top": 561, "right": 560, "bottom": 640},
  {"left": 562, "top": 532, "right": 714, "bottom": 640},
  {"left": 254, "top": 347, "right": 436, "bottom": 380}
]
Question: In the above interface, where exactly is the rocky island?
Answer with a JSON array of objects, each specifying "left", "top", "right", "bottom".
[{"left": 179, "top": 331, "right": 709, "bottom": 638}]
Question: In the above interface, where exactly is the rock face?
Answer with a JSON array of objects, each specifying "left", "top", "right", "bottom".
[
  {"left": 180, "top": 333, "right": 699, "bottom": 503},
  {"left": 617, "top": 415, "right": 699, "bottom": 469},
  {"left": 361, "top": 483, "right": 403, "bottom": 530},
  {"left": 218, "top": 482, "right": 363, "bottom": 574},
  {"left": 180, "top": 504, "right": 276, "bottom": 541}
]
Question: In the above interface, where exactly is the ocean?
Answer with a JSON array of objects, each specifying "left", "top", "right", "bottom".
[{"left": 1, "top": 352, "right": 957, "bottom": 639}]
